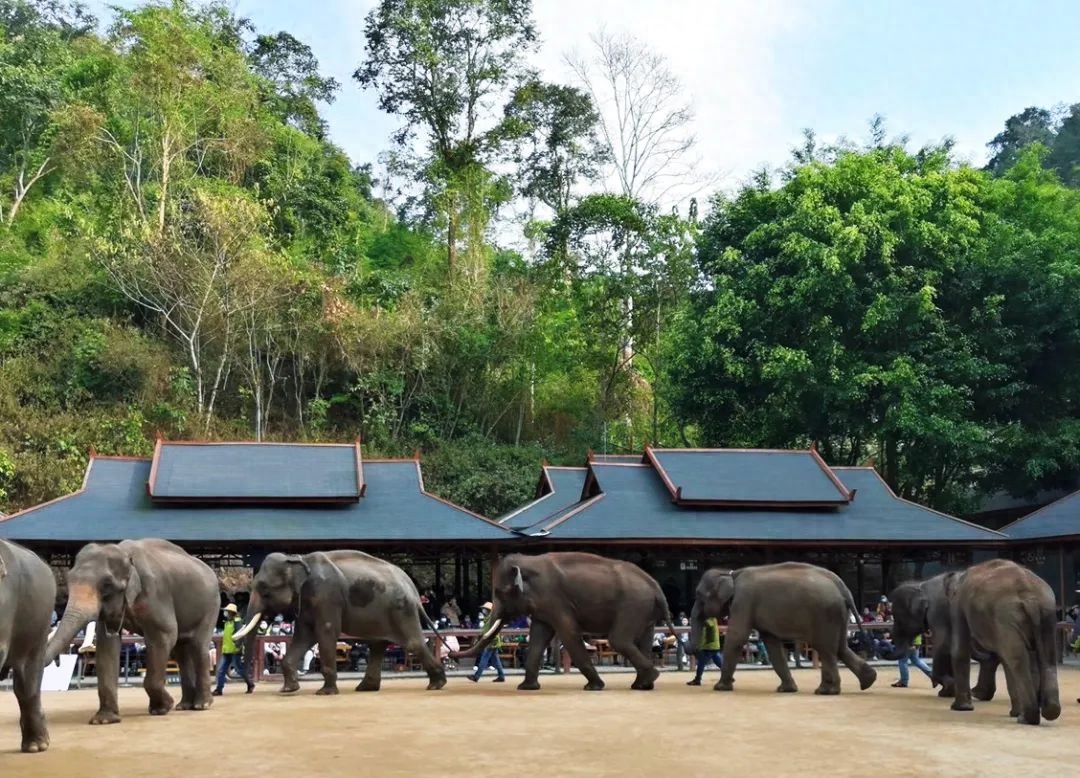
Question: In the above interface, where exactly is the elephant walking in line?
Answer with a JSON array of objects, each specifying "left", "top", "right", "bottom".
[
  {"left": 452, "top": 551, "right": 677, "bottom": 691},
  {"left": 692, "top": 561, "right": 877, "bottom": 695},
  {"left": 235, "top": 550, "right": 446, "bottom": 694},
  {"left": 888, "top": 572, "right": 999, "bottom": 699},
  {"left": 45, "top": 539, "right": 219, "bottom": 724},
  {"left": 948, "top": 558, "right": 1060, "bottom": 725},
  {"left": 1, "top": 540, "right": 55, "bottom": 753}
]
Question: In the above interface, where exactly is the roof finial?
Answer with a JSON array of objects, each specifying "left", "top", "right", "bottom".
[
  {"left": 413, "top": 448, "right": 421, "bottom": 461},
  {"left": 809, "top": 440, "right": 818, "bottom": 452},
  {"left": 88, "top": 444, "right": 97, "bottom": 457}
]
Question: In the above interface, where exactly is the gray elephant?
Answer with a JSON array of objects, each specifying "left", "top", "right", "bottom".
[
  {"left": 452, "top": 551, "right": 677, "bottom": 691},
  {"left": 887, "top": 572, "right": 999, "bottom": 699},
  {"left": 692, "top": 561, "right": 877, "bottom": 694},
  {"left": 234, "top": 550, "right": 446, "bottom": 694},
  {"left": 948, "top": 558, "right": 1060, "bottom": 725},
  {"left": 45, "top": 539, "right": 219, "bottom": 724},
  {"left": 1, "top": 540, "right": 56, "bottom": 753}
]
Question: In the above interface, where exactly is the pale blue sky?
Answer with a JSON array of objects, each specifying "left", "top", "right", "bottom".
[{"left": 88, "top": 0, "right": 1080, "bottom": 191}]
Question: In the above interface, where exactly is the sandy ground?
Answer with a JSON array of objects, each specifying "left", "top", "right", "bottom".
[{"left": 1, "top": 666, "right": 1078, "bottom": 778}]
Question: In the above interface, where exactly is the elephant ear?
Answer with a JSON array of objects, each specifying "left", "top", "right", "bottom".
[
  {"left": 124, "top": 558, "right": 143, "bottom": 607},
  {"left": 285, "top": 554, "right": 312, "bottom": 592}
]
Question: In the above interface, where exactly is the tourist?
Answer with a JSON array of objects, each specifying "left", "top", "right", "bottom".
[{"left": 440, "top": 596, "right": 463, "bottom": 626}]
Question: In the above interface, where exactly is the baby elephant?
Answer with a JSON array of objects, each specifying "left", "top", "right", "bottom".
[{"left": 1, "top": 539, "right": 57, "bottom": 753}]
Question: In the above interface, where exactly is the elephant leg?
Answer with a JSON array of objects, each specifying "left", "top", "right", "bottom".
[
  {"left": 192, "top": 634, "right": 213, "bottom": 709},
  {"left": 356, "top": 641, "right": 386, "bottom": 691},
  {"left": 714, "top": 622, "right": 750, "bottom": 692},
  {"left": 314, "top": 623, "right": 340, "bottom": 695},
  {"left": 762, "top": 633, "right": 797, "bottom": 693},
  {"left": 838, "top": 643, "right": 877, "bottom": 690},
  {"left": 628, "top": 628, "right": 659, "bottom": 690},
  {"left": 90, "top": 631, "right": 123, "bottom": 725},
  {"left": 13, "top": 657, "right": 49, "bottom": 753},
  {"left": 558, "top": 629, "right": 604, "bottom": 690},
  {"left": 143, "top": 632, "right": 177, "bottom": 716},
  {"left": 972, "top": 656, "right": 999, "bottom": 701},
  {"left": 175, "top": 639, "right": 198, "bottom": 710},
  {"left": 611, "top": 625, "right": 657, "bottom": 691},
  {"left": 813, "top": 649, "right": 842, "bottom": 695},
  {"left": 949, "top": 613, "right": 975, "bottom": 713},
  {"left": 1003, "top": 660, "right": 1020, "bottom": 718},
  {"left": 1038, "top": 648, "right": 1061, "bottom": 721},
  {"left": 520, "top": 621, "right": 555, "bottom": 691},
  {"left": 280, "top": 622, "right": 316, "bottom": 693},
  {"left": 405, "top": 628, "right": 446, "bottom": 691},
  {"left": 999, "top": 643, "right": 1039, "bottom": 725},
  {"left": 932, "top": 648, "right": 955, "bottom": 697}
]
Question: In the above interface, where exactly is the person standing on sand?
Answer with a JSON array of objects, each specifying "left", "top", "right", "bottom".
[
  {"left": 469, "top": 602, "right": 506, "bottom": 683},
  {"left": 687, "top": 616, "right": 723, "bottom": 686},
  {"left": 213, "top": 603, "right": 254, "bottom": 696},
  {"left": 892, "top": 632, "right": 932, "bottom": 688}
]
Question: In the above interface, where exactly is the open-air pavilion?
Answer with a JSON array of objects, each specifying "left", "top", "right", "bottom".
[{"left": 0, "top": 440, "right": 1015, "bottom": 617}]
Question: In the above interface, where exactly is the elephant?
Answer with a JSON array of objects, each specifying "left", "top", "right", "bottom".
[
  {"left": 452, "top": 551, "right": 677, "bottom": 691},
  {"left": 691, "top": 561, "right": 877, "bottom": 695},
  {"left": 234, "top": 550, "right": 447, "bottom": 695},
  {"left": 947, "top": 558, "right": 1060, "bottom": 725},
  {"left": 0, "top": 540, "right": 55, "bottom": 753},
  {"left": 44, "top": 539, "right": 219, "bottom": 724},
  {"left": 887, "top": 571, "right": 1000, "bottom": 699}
]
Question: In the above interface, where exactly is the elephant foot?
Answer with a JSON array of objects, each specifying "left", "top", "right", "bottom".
[
  {"left": 426, "top": 676, "right": 447, "bottom": 691},
  {"left": 517, "top": 680, "right": 541, "bottom": 691},
  {"left": 89, "top": 709, "right": 122, "bottom": 725},
  {"left": 355, "top": 679, "right": 381, "bottom": 692},
  {"left": 1042, "top": 700, "right": 1061, "bottom": 721},
  {"left": 631, "top": 667, "right": 659, "bottom": 690},
  {"left": 21, "top": 735, "right": 49, "bottom": 754},
  {"left": 950, "top": 699, "right": 975, "bottom": 712},
  {"left": 582, "top": 679, "right": 605, "bottom": 691},
  {"left": 972, "top": 684, "right": 995, "bottom": 702},
  {"left": 857, "top": 666, "right": 877, "bottom": 691},
  {"left": 713, "top": 679, "right": 734, "bottom": 692},
  {"left": 148, "top": 690, "right": 174, "bottom": 716},
  {"left": 1009, "top": 707, "right": 1020, "bottom": 718},
  {"left": 279, "top": 681, "right": 301, "bottom": 694},
  {"left": 938, "top": 685, "right": 956, "bottom": 698},
  {"left": 176, "top": 700, "right": 195, "bottom": 710},
  {"left": 315, "top": 685, "right": 340, "bottom": 696},
  {"left": 777, "top": 683, "right": 798, "bottom": 693},
  {"left": 813, "top": 685, "right": 840, "bottom": 696},
  {"left": 1017, "top": 709, "right": 1041, "bottom": 726}
]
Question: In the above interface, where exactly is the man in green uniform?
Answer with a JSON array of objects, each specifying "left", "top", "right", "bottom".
[
  {"left": 686, "top": 616, "right": 723, "bottom": 686},
  {"left": 213, "top": 603, "right": 255, "bottom": 695}
]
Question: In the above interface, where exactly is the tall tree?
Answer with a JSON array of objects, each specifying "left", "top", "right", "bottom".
[
  {"left": 566, "top": 30, "right": 702, "bottom": 205},
  {"left": 248, "top": 31, "right": 340, "bottom": 139},
  {"left": 354, "top": 0, "right": 537, "bottom": 273}
]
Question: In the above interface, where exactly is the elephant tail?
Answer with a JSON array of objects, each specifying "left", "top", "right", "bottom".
[
  {"left": 835, "top": 578, "right": 872, "bottom": 648},
  {"left": 417, "top": 604, "right": 456, "bottom": 653},
  {"left": 0, "top": 646, "right": 7, "bottom": 682}
]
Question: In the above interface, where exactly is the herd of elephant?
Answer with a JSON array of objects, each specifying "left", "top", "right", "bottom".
[{"left": 0, "top": 537, "right": 1065, "bottom": 754}]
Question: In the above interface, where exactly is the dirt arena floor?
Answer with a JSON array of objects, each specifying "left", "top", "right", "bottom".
[{"left": 2, "top": 666, "right": 1078, "bottom": 777}]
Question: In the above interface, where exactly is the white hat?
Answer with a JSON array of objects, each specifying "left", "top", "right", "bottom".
[{"left": 224, "top": 603, "right": 238, "bottom": 614}]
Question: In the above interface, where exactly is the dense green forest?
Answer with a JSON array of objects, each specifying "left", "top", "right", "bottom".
[{"left": 1, "top": 0, "right": 1079, "bottom": 517}]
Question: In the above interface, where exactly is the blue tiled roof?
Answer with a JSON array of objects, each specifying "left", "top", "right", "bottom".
[
  {"left": 523, "top": 464, "right": 1005, "bottom": 543},
  {"left": 0, "top": 457, "right": 512, "bottom": 543},
  {"left": 150, "top": 441, "right": 362, "bottom": 502},
  {"left": 1000, "top": 491, "right": 1080, "bottom": 540},
  {"left": 497, "top": 467, "right": 587, "bottom": 531},
  {"left": 646, "top": 448, "right": 851, "bottom": 505}
]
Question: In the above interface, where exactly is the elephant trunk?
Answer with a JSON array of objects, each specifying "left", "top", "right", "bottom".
[
  {"left": 451, "top": 605, "right": 504, "bottom": 660},
  {"left": 688, "top": 600, "right": 704, "bottom": 652},
  {"left": 883, "top": 637, "right": 910, "bottom": 662},
  {"left": 240, "top": 591, "right": 264, "bottom": 683},
  {"left": 45, "top": 583, "right": 100, "bottom": 664}
]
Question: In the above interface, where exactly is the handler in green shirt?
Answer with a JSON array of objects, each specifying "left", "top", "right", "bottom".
[
  {"left": 213, "top": 603, "right": 255, "bottom": 695},
  {"left": 687, "top": 617, "right": 724, "bottom": 686}
]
